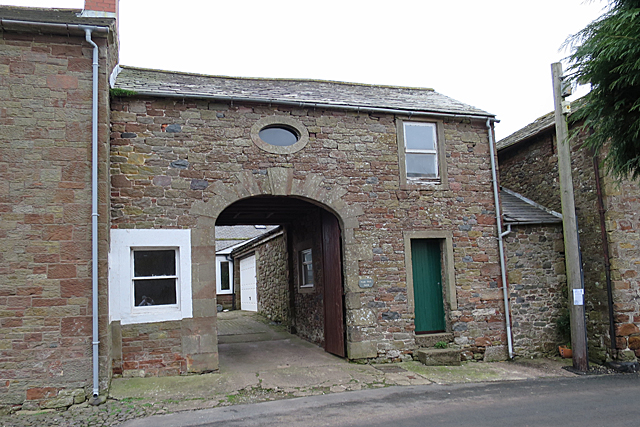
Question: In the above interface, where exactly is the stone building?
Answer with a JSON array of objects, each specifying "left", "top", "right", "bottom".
[
  {"left": 214, "top": 225, "right": 278, "bottom": 310},
  {"left": 107, "top": 65, "right": 506, "bottom": 374},
  {"left": 500, "top": 188, "right": 566, "bottom": 357},
  {"left": 0, "top": 0, "right": 522, "bottom": 411},
  {"left": 229, "top": 227, "right": 288, "bottom": 323},
  {"left": 0, "top": 2, "right": 117, "bottom": 410},
  {"left": 498, "top": 109, "right": 640, "bottom": 364}
]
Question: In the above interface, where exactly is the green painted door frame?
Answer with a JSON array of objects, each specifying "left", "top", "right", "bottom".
[{"left": 411, "top": 239, "right": 446, "bottom": 333}]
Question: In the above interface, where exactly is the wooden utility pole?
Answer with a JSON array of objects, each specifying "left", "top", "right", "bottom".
[{"left": 551, "top": 62, "right": 588, "bottom": 372}]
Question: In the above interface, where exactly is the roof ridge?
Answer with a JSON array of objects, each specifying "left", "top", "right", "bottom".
[{"left": 117, "top": 65, "right": 436, "bottom": 92}]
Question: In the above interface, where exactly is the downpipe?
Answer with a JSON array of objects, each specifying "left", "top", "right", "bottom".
[
  {"left": 487, "top": 118, "right": 514, "bottom": 359},
  {"left": 82, "top": 27, "right": 100, "bottom": 401}
]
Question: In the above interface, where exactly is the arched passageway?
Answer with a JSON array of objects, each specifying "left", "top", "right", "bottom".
[{"left": 215, "top": 195, "right": 345, "bottom": 357}]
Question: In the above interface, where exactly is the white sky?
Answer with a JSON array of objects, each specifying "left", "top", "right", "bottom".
[{"left": 1, "top": 0, "right": 608, "bottom": 140}]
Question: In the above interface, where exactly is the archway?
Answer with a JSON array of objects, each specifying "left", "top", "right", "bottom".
[
  {"left": 184, "top": 168, "right": 367, "bottom": 367},
  {"left": 215, "top": 195, "right": 345, "bottom": 357}
]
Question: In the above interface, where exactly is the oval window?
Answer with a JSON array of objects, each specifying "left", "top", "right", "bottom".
[
  {"left": 251, "top": 116, "right": 309, "bottom": 154},
  {"left": 258, "top": 126, "right": 299, "bottom": 147}
]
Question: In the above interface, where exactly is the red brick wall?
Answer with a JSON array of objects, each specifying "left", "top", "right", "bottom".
[
  {"left": 85, "top": 0, "right": 117, "bottom": 13},
  {"left": 0, "top": 30, "right": 112, "bottom": 408},
  {"left": 117, "top": 322, "right": 185, "bottom": 378},
  {"left": 216, "top": 294, "right": 234, "bottom": 310}
]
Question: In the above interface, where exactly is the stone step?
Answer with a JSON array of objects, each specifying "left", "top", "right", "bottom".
[
  {"left": 415, "top": 348, "right": 461, "bottom": 366},
  {"left": 415, "top": 333, "right": 453, "bottom": 348}
]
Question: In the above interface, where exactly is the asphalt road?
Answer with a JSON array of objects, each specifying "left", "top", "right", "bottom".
[{"left": 122, "top": 374, "right": 639, "bottom": 427}]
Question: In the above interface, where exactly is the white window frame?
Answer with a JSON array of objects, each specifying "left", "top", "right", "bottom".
[
  {"left": 300, "top": 248, "right": 314, "bottom": 288},
  {"left": 396, "top": 119, "right": 448, "bottom": 189},
  {"left": 216, "top": 256, "right": 233, "bottom": 295},
  {"left": 403, "top": 121, "right": 439, "bottom": 180},
  {"left": 131, "top": 248, "right": 178, "bottom": 309},
  {"left": 109, "top": 229, "right": 192, "bottom": 325}
]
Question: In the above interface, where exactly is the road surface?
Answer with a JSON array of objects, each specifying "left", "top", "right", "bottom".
[{"left": 123, "top": 374, "right": 639, "bottom": 427}]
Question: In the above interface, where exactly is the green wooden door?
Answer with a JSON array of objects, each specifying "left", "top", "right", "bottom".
[{"left": 411, "top": 239, "right": 446, "bottom": 333}]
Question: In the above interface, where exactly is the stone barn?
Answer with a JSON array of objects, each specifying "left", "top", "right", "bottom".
[
  {"left": 498, "top": 108, "right": 640, "bottom": 366},
  {"left": 107, "top": 66, "right": 508, "bottom": 377}
]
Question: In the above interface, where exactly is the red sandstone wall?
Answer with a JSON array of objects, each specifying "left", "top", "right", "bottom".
[{"left": 0, "top": 30, "right": 112, "bottom": 408}]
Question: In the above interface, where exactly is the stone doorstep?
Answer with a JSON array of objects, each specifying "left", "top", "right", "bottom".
[
  {"left": 416, "top": 348, "right": 462, "bottom": 366},
  {"left": 415, "top": 333, "right": 454, "bottom": 348}
]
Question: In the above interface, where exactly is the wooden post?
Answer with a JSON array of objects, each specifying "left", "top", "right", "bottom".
[{"left": 551, "top": 62, "right": 588, "bottom": 372}]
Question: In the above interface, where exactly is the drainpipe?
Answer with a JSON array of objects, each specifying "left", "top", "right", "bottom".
[
  {"left": 487, "top": 118, "right": 514, "bottom": 359},
  {"left": 82, "top": 26, "right": 101, "bottom": 401},
  {"left": 592, "top": 154, "right": 616, "bottom": 351}
]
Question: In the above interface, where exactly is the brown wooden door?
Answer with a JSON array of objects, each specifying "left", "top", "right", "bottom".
[{"left": 321, "top": 211, "right": 345, "bottom": 357}]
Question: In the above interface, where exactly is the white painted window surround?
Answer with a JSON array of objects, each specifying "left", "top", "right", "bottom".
[
  {"left": 216, "top": 255, "right": 233, "bottom": 295},
  {"left": 109, "top": 229, "right": 192, "bottom": 325}
]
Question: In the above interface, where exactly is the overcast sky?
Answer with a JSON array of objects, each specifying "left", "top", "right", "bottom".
[{"left": 2, "top": 0, "right": 608, "bottom": 140}]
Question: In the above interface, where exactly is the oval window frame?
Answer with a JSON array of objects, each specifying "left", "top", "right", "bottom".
[{"left": 251, "top": 116, "right": 309, "bottom": 154}]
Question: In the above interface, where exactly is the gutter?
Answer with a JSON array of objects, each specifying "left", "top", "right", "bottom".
[
  {"left": 0, "top": 18, "right": 110, "bottom": 35},
  {"left": 231, "top": 228, "right": 284, "bottom": 259},
  {"left": 487, "top": 118, "right": 514, "bottom": 359},
  {"left": 116, "top": 89, "right": 497, "bottom": 122}
]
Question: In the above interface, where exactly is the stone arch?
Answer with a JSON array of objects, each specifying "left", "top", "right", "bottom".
[
  {"left": 181, "top": 168, "right": 370, "bottom": 367},
  {"left": 190, "top": 167, "right": 367, "bottom": 298}
]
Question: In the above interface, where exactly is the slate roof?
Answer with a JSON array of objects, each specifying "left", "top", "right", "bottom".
[
  {"left": 497, "top": 98, "right": 587, "bottom": 151},
  {"left": 501, "top": 188, "right": 562, "bottom": 225},
  {"left": 215, "top": 225, "right": 279, "bottom": 252},
  {"left": 0, "top": 6, "right": 115, "bottom": 28},
  {"left": 113, "top": 66, "right": 494, "bottom": 118},
  {"left": 496, "top": 111, "right": 555, "bottom": 151}
]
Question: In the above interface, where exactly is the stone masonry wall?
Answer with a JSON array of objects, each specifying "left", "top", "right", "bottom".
[
  {"left": 109, "top": 95, "right": 503, "bottom": 365},
  {"left": 600, "top": 169, "right": 640, "bottom": 362},
  {"left": 291, "top": 209, "right": 325, "bottom": 346},
  {"left": 255, "top": 233, "right": 289, "bottom": 325},
  {"left": 505, "top": 224, "right": 567, "bottom": 357},
  {"left": 0, "top": 31, "right": 113, "bottom": 409},
  {"left": 499, "top": 129, "right": 611, "bottom": 362}
]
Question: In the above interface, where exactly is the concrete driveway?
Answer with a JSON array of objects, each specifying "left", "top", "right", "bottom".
[{"left": 109, "top": 311, "right": 573, "bottom": 404}]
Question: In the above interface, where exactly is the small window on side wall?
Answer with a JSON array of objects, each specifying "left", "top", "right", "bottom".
[
  {"left": 220, "top": 261, "right": 230, "bottom": 291},
  {"left": 397, "top": 119, "right": 447, "bottom": 189},
  {"left": 404, "top": 122, "right": 438, "bottom": 179},
  {"left": 109, "top": 229, "right": 192, "bottom": 325},
  {"left": 133, "top": 249, "right": 178, "bottom": 306},
  {"left": 300, "top": 248, "right": 314, "bottom": 288}
]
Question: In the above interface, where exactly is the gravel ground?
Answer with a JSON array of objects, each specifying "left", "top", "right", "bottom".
[
  {"left": 1, "top": 399, "right": 170, "bottom": 427},
  {"left": 0, "top": 384, "right": 359, "bottom": 427}
]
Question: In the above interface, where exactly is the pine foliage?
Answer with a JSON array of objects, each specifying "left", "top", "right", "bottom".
[{"left": 564, "top": 0, "right": 640, "bottom": 180}]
